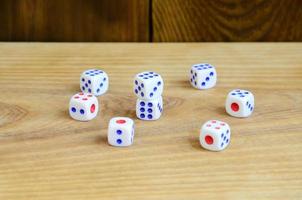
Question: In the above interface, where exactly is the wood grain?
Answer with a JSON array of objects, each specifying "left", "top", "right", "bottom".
[
  {"left": 0, "top": 0, "right": 149, "bottom": 42},
  {"left": 0, "top": 43, "right": 302, "bottom": 199},
  {"left": 153, "top": 0, "right": 302, "bottom": 42}
]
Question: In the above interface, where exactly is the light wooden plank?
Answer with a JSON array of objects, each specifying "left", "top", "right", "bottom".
[{"left": 0, "top": 43, "right": 301, "bottom": 199}]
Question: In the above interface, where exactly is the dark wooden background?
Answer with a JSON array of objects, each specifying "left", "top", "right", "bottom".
[{"left": 1, "top": 0, "right": 302, "bottom": 42}]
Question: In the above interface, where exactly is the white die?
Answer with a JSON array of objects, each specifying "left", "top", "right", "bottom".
[
  {"left": 200, "top": 120, "right": 231, "bottom": 151},
  {"left": 225, "top": 89, "right": 254, "bottom": 118},
  {"left": 190, "top": 63, "right": 217, "bottom": 89},
  {"left": 134, "top": 71, "right": 164, "bottom": 100},
  {"left": 69, "top": 92, "right": 99, "bottom": 121},
  {"left": 108, "top": 117, "right": 135, "bottom": 147},
  {"left": 136, "top": 96, "right": 163, "bottom": 121},
  {"left": 80, "top": 69, "right": 109, "bottom": 96}
]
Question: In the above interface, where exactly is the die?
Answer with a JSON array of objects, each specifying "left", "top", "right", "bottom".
[
  {"left": 190, "top": 63, "right": 217, "bottom": 89},
  {"left": 69, "top": 92, "right": 99, "bottom": 121},
  {"left": 200, "top": 120, "right": 231, "bottom": 151},
  {"left": 80, "top": 69, "right": 109, "bottom": 96},
  {"left": 134, "top": 71, "right": 164, "bottom": 100},
  {"left": 225, "top": 89, "right": 254, "bottom": 118},
  {"left": 108, "top": 117, "right": 135, "bottom": 147},
  {"left": 136, "top": 96, "right": 163, "bottom": 121}
]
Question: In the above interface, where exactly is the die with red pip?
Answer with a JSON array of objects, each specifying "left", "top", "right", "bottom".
[
  {"left": 69, "top": 92, "right": 99, "bottom": 121},
  {"left": 108, "top": 117, "right": 135, "bottom": 147},
  {"left": 200, "top": 120, "right": 231, "bottom": 151},
  {"left": 225, "top": 89, "right": 254, "bottom": 118}
]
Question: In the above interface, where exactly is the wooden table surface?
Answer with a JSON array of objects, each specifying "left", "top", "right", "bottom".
[{"left": 0, "top": 43, "right": 301, "bottom": 200}]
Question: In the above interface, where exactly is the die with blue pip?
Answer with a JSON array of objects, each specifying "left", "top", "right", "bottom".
[
  {"left": 80, "top": 69, "right": 109, "bottom": 96},
  {"left": 136, "top": 96, "right": 163, "bottom": 120},
  {"left": 190, "top": 63, "right": 217, "bottom": 90},
  {"left": 134, "top": 71, "right": 164, "bottom": 121},
  {"left": 134, "top": 71, "right": 163, "bottom": 100}
]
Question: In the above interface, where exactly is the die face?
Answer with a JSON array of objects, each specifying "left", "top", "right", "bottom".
[
  {"left": 134, "top": 71, "right": 163, "bottom": 100},
  {"left": 190, "top": 63, "right": 217, "bottom": 90},
  {"left": 225, "top": 89, "right": 254, "bottom": 118},
  {"left": 69, "top": 92, "right": 99, "bottom": 121},
  {"left": 136, "top": 96, "right": 163, "bottom": 121},
  {"left": 108, "top": 117, "right": 134, "bottom": 147},
  {"left": 200, "top": 120, "right": 231, "bottom": 151},
  {"left": 80, "top": 69, "right": 109, "bottom": 96}
]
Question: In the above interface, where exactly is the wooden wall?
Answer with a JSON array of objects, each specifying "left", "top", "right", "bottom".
[
  {"left": 153, "top": 0, "right": 302, "bottom": 42},
  {"left": 0, "top": 0, "right": 149, "bottom": 42},
  {"left": 0, "top": 0, "right": 301, "bottom": 42}
]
